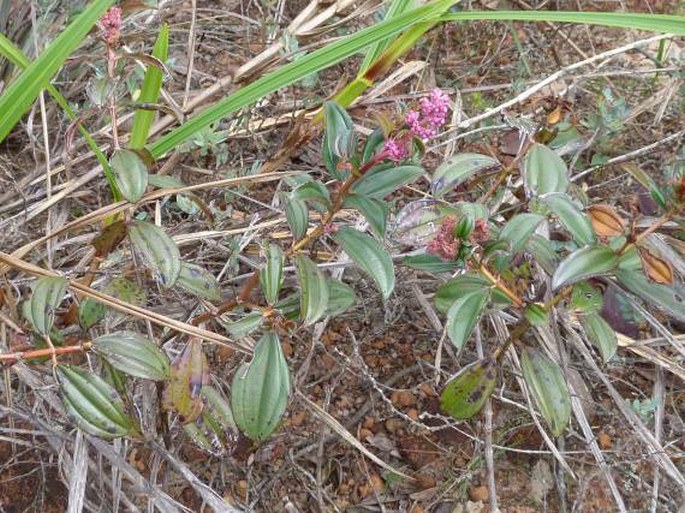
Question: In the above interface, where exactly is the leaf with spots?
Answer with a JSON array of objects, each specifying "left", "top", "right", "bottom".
[
  {"left": 520, "top": 347, "right": 571, "bottom": 437},
  {"left": 162, "top": 339, "right": 209, "bottom": 424},
  {"left": 92, "top": 331, "right": 170, "bottom": 381},
  {"left": 91, "top": 220, "right": 127, "bottom": 257},
  {"left": 57, "top": 365, "right": 134, "bottom": 439},
  {"left": 431, "top": 153, "right": 499, "bottom": 198},
  {"left": 440, "top": 358, "right": 498, "bottom": 420},
  {"left": 231, "top": 331, "right": 290, "bottom": 442},
  {"left": 24, "top": 276, "right": 68, "bottom": 337},
  {"left": 176, "top": 262, "right": 221, "bottom": 302},
  {"left": 128, "top": 220, "right": 181, "bottom": 288}
]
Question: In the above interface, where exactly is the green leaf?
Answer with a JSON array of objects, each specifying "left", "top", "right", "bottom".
[
  {"left": 323, "top": 101, "right": 356, "bottom": 166},
  {"left": 110, "top": 149, "right": 149, "bottom": 202},
  {"left": 435, "top": 274, "right": 510, "bottom": 313},
  {"left": 392, "top": 199, "right": 443, "bottom": 246},
  {"left": 162, "top": 339, "right": 208, "bottom": 423},
  {"left": 445, "top": 288, "right": 490, "bottom": 349},
  {"left": 92, "top": 331, "right": 170, "bottom": 381},
  {"left": 333, "top": 227, "right": 395, "bottom": 299},
  {"left": 185, "top": 385, "right": 238, "bottom": 454},
  {"left": 294, "top": 255, "right": 329, "bottom": 325},
  {"left": 523, "top": 143, "right": 569, "bottom": 196},
  {"left": 176, "top": 262, "right": 221, "bottom": 302},
  {"left": 231, "top": 331, "right": 290, "bottom": 442},
  {"left": 352, "top": 165, "right": 424, "bottom": 199},
  {"left": 542, "top": 193, "right": 596, "bottom": 246},
  {"left": 148, "top": 174, "right": 185, "bottom": 188},
  {"left": 326, "top": 279, "right": 357, "bottom": 317},
  {"left": 78, "top": 298, "right": 106, "bottom": 330},
  {"left": 284, "top": 194, "right": 309, "bottom": 240},
  {"left": 615, "top": 270, "right": 685, "bottom": 323},
  {"left": 128, "top": 220, "right": 182, "bottom": 288},
  {"left": 359, "top": 0, "right": 416, "bottom": 73},
  {"left": 260, "top": 244, "right": 284, "bottom": 304},
  {"left": 361, "top": 127, "right": 386, "bottom": 164},
  {"left": 525, "top": 235, "right": 558, "bottom": 275},
  {"left": 344, "top": 194, "right": 388, "bottom": 237},
  {"left": 402, "top": 253, "right": 459, "bottom": 273},
  {"left": 0, "top": 0, "right": 115, "bottom": 143},
  {"left": 148, "top": 0, "right": 454, "bottom": 158},
  {"left": 25, "top": 276, "right": 68, "bottom": 337},
  {"left": 580, "top": 313, "right": 617, "bottom": 362},
  {"left": 524, "top": 303, "right": 549, "bottom": 327},
  {"left": 499, "top": 213, "right": 545, "bottom": 252},
  {"left": 225, "top": 313, "right": 264, "bottom": 339},
  {"left": 569, "top": 282, "right": 603, "bottom": 314},
  {"left": 292, "top": 180, "right": 331, "bottom": 211},
  {"left": 440, "top": 358, "right": 498, "bottom": 420},
  {"left": 57, "top": 365, "right": 133, "bottom": 439},
  {"left": 520, "top": 347, "right": 571, "bottom": 437},
  {"left": 552, "top": 245, "right": 618, "bottom": 290},
  {"left": 431, "top": 153, "right": 499, "bottom": 198},
  {"left": 130, "top": 23, "right": 169, "bottom": 149}
]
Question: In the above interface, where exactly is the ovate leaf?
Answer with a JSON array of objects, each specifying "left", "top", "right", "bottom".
[
  {"left": 542, "top": 192, "right": 596, "bottom": 246},
  {"left": 110, "top": 149, "right": 149, "bottom": 203},
  {"left": 25, "top": 276, "right": 68, "bottom": 337},
  {"left": 432, "top": 153, "right": 499, "bottom": 197},
  {"left": 231, "top": 331, "right": 290, "bottom": 442},
  {"left": 499, "top": 213, "right": 545, "bottom": 252},
  {"left": 57, "top": 365, "right": 133, "bottom": 439},
  {"left": 225, "top": 313, "right": 264, "bottom": 339},
  {"left": 352, "top": 165, "right": 424, "bottom": 199},
  {"left": 292, "top": 180, "right": 331, "bottom": 211},
  {"left": 326, "top": 279, "right": 357, "bottom": 317},
  {"left": 323, "top": 101, "right": 357, "bottom": 167},
  {"left": 524, "top": 143, "right": 569, "bottom": 196},
  {"left": 446, "top": 288, "right": 490, "bottom": 349},
  {"left": 78, "top": 298, "right": 106, "bottom": 330},
  {"left": 402, "top": 253, "right": 459, "bottom": 273},
  {"left": 435, "top": 274, "right": 510, "bottom": 313},
  {"left": 520, "top": 347, "right": 571, "bottom": 437},
  {"left": 284, "top": 195, "right": 309, "bottom": 240},
  {"left": 392, "top": 199, "right": 443, "bottom": 246},
  {"left": 579, "top": 313, "right": 617, "bottom": 362},
  {"left": 294, "top": 255, "right": 329, "bottom": 325},
  {"left": 333, "top": 227, "right": 395, "bottom": 299},
  {"left": 260, "top": 244, "right": 284, "bottom": 304},
  {"left": 128, "top": 220, "right": 181, "bottom": 287},
  {"left": 92, "top": 331, "right": 170, "bottom": 381},
  {"left": 615, "top": 270, "right": 685, "bottom": 323},
  {"left": 176, "top": 262, "right": 221, "bottom": 302},
  {"left": 162, "top": 339, "right": 208, "bottom": 423},
  {"left": 440, "top": 358, "right": 498, "bottom": 420},
  {"left": 344, "top": 194, "right": 388, "bottom": 238},
  {"left": 552, "top": 245, "right": 618, "bottom": 290}
]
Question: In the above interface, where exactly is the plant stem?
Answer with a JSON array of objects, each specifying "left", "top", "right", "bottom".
[
  {"left": 0, "top": 342, "right": 92, "bottom": 363},
  {"left": 478, "top": 263, "right": 525, "bottom": 308}
]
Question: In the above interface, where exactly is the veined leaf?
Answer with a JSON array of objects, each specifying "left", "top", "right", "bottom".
[
  {"left": 580, "top": 313, "right": 617, "bottom": 362},
  {"left": 499, "top": 213, "right": 545, "bottom": 252},
  {"left": 57, "top": 365, "right": 133, "bottom": 439},
  {"left": 0, "top": 0, "right": 115, "bottom": 143},
  {"left": 445, "top": 288, "right": 490, "bottom": 349},
  {"left": 231, "top": 331, "right": 290, "bottom": 442},
  {"left": 333, "top": 227, "right": 395, "bottom": 299},
  {"left": 284, "top": 194, "right": 309, "bottom": 240},
  {"left": 352, "top": 165, "right": 424, "bottom": 199},
  {"left": 402, "top": 253, "right": 459, "bottom": 273},
  {"left": 260, "top": 244, "right": 284, "bottom": 304},
  {"left": 130, "top": 23, "right": 169, "bottom": 149},
  {"left": 525, "top": 235, "right": 558, "bottom": 275},
  {"left": 110, "top": 149, "right": 149, "bottom": 203},
  {"left": 542, "top": 192, "right": 596, "bottom": 246},
  {"left": 292, "top": 180, "right": 331, "bottom": 211},
  {"left": 323, "top": 101, "right": 356, "bottom": 167},
  {"left": 294, "top": 255, "right": 329, "bottom": 325},
  {"left": 615, "top": 270, "right": 685, "bottom": 323},
  {"left": 552, "top": 245, "right": 618, "bottom": 290},
  {"left": 435, "top": 274, "right": 510, "bottom": 313},
  {"left": 521, "top": 347, "right": 571, "bottom": 437},
  {"left": 224, "top": 312, "right": 264, "bottom": 339},
  {"left": 392, "top": 199, "right": 443, "bottom": 246},
  {"left": 176, "top": 262, "right": 221, "bottom": 302},
  {"left": 441, "top": 358, "right": 498, "bottom": 420},
  {"left": 326, "top": 279, "right": 357, "bottom": 317},
  {"left": 92, "top": 331, "right": 170, "bottom": 381},
  {"left": 25, "top": 276, "right": 68, "bottom": 337},
  {"left": 523, "top": 143, "right": 569, "bottom": 196},
  {"left": 128, "top": 220, "right": 182, "bottom": 288},
  {"left": 78, "top": 298, "right": 106, "bottom": 330},
  {"left": 343, "top": 194, "right": 388, "bottom": 238},
  {"left": 431, "top": 153, "right": 499, "bottom": 197},
  {"left": 162, "top": 339, "right": 209, "bottom": 424}
]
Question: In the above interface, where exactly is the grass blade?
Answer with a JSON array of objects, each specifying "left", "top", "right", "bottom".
[{"left": 0, "top": 0, "right": 115, "bottom": 143}]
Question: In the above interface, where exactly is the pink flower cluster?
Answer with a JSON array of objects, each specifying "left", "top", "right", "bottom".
[
  {"left": 382, "top": 88, "right": 450, "bottom": 161},
  {"left": 100, "top": 6, "right": 122, "bottom": 46},
  {"left": 426, "top": 217, "right": 490, "bottom": 262}
]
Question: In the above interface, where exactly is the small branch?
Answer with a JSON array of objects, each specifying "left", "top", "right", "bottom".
[{"left": 0, "top": 342, "right": 92, "bottom": 363}]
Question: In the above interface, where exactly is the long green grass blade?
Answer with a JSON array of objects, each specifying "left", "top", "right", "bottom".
[
  {"left": 0, "top": 0, "right": 115, "bottom": 143},
  {"left": 359, "top": 0, "right": 419, "bottom": 74},
  {"left": 148, "top": 0, "right": 455, "bottom": 158},
  {"left": 0, "top": 31, "right": 120, "bottom": 199},
  {"left": 440, "top": 11, "right": 685, "bottom": 35},
  {"left": 130, "top": 23, "right": 169, "bottom": 149}
]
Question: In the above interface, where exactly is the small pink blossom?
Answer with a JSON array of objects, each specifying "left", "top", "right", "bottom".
[
  {"left": 403, "top": 89, "right": 450, "bottom": 141},
  {"left": 100, "top": 7, "right": 122, "bottom": 46},
  {"left": 382, "top": 138, "right": 409, "bottom": 161},
  {"left": 470, "top": 218, "right": 489, "bottom": 244}
]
